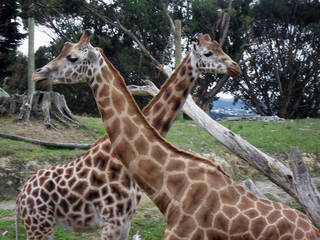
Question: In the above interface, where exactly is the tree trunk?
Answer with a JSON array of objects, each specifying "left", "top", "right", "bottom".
[
  {"left": 0, "top": 91, "right": 80, "bottom": 129},
  {"left": 27, "top": 16, "right": 35, "bottom": 97},
  {"left": 174, "top": 19, "right": 183, "bottom": 120}
]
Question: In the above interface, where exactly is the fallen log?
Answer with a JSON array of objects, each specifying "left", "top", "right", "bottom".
[{"left": 0, "top": 132, "right": 91, "bottom": 149}]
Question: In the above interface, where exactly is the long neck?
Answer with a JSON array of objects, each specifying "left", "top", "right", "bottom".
[
  {"left": 142, "top": 52, "right": 199, "bottom": 137},
  {"left": 90, "top": 52, "right": 193, "bottom": 211}
]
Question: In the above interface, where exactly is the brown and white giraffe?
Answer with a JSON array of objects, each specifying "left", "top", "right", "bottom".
[
  {"left": 16, "top": 31, "right": 240, "bottom": 240},
  {"left": 31, "top": 30, "right": 320, "bottom": 239}
]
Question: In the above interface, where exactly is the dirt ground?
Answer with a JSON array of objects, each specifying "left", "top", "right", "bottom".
[{"left": 0, "top": 116, "right": 98, "bottom": 144}]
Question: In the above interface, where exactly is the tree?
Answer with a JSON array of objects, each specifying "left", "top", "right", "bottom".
[
  {"left": 227, "top": 0, "right": 320, "bottom": 118},
  {"left": 0, "top": 0, "right": 26, "bottom": 85}
]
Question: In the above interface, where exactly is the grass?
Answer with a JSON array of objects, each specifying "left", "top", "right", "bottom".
[{"left": 220, "top": 118, "right": 320, "bottom": 154}]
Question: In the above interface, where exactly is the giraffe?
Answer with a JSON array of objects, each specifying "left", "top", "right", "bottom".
[
  {"left": 31, "top": 30, "right": 320, "bottom": 239},
  {"left": 16, "top": 31, "right": 241, "bottom": 240}
]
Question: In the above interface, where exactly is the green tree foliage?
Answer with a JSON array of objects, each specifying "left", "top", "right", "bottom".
[
  {"left": 227, "top": 0, "right": 320, "bottom": 118},
  {"left": 0, "top": 0, "right": 26, "bottom": 86}
]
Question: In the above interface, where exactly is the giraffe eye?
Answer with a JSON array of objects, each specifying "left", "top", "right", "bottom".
[
  {"left": 204, "top": 52, "right": 213, "bottom": 57},
  {"left": 67, "top": 55, "right": 78, "bottom": 63}
]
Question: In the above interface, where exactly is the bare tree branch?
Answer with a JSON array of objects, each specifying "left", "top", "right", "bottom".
[{"left": 83, "top": 2, "right": 171, "bottom": 77}]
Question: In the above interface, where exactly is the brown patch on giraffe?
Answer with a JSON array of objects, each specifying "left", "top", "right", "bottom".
[
  {"left": 266, "top": 210, "right": 281, "bottom": 224},
  {"left": 251, "top": 216, "right": 267, "bottom": 238},
  {"left": 72, "top": 181, "right": 88, "bottom": 195},
  {"left": 180, "top": 66, "right": 186, "bottom": 77},
  {"left": 175, "top": 79, "right": 188, "bottom": 92},
  {"left": 123, "top": 117, "right": 139, "bottom": 140},
  {"left": 244, "top": 209, "right": 259, "bottom": 220},
  {"left": 66, "top": 193, "right": 78, "bottom": 205},
  {"left": 112, "top": 89, "right": 126, "bottom": 114},
  {"left": 296, "top": 218, "right": 311, "bottom": 231},
  {"left": 57, "top": 186, "right": 68, "bottom": 196},
  {"left": 219, "top": 186, "right": 240, "bottom": 205},
  {"left": 93, "top": 153, "right": 109, "bottom": 171},
  {"left": 222, "top": 205, "right": 238, "bottom": 219},
  {"left": 77, "top": 168, "right": 89, "bottom": 178},
  {"left": 166, "top": 159, "right": 185, "bottom": 172},
  {"left": 90, "top": 170, "right": 106, "bottom": 187},
  {"left": 134, "top": 135, "right": 149, "bottom": 155},
  {"left": 237, "top": 196, "right": 254, "bottom": 211},
  {"left": 108, "top": 118, "right": 121, "bottom": 143},
  {"left": 85, "top": 190, "right": 100, "bottom": 201},
  {"left": 295, "top": 229, "right": 304, "bottom": 239},
  {"left": 213, "top": 212, "right": 229, "bottom": 233},
  {"left": 153, "top": 192, "right": 171, "bottom": 215},
  {"left": 108, "top": 161, "right": 122, "bottom": 181},
  {"left": 164, "top": 87, "right": 172, "bottom": 100},
  {"left": 110, "top": 184, "right": 128, "bottom": 200},
  {"left": 191, "top": 229, "right": 204, "bottom": 240},
  {"left": 151, "top": 144, "right": 167, "bottom": 165},
  {"left": 151, "top": 110, "right": 166, "bottom": 131},
  {"left": 182, "top": 182, "right": 207, "bottom": 214},
  {"left": 166, "top": 203, "right": 180, "bottom": 229},
  {"left": 167, "top": 174, "right": 189, "bottom": 201},
  {"left": 283, "top": 209, "right": 297, "bottom": 223},
  {"left": 137, "top": 159, "right": 163, "bottom": 190},
  {"left": 59, "top": 199, "right": 69, "bottom": 213},
  {"left": 72, "top": 200, "right": 83, "bottom": 212},
  {"left": 132, "top": 173, "right": 155, "bottom": 196},
  {"left": 195, "top": 206, "right": 214, "bottom": 228},
  {"left": 187, "top": 167, "right": 205, "bottom": 181},
  {"left": 175, "top": 215, "right": 196, "bottom": 238},
  {"left": 66, "top": 167, "right": 73, "bottom": 176},
  {"left": 207, "top": 169, "right": 226, "bottom": 189},
  {"left": 229, "top": 214, "right": 249, "bottom": 235},
  {"left": 262, "top": 225, "right": 279, "bottom": 239},
  {"left": 257, "top": 201, "right": 273, "bottom": 216},
  {"left": 98, "top": 84, "right": 109, "bottom": 98},
  {"left": 31, "top": 188, "right": 39, "bottom": 198},
  {"left": 277, "top": 218, "right": 294, "bottom": 236},
  {"left": 113, "top": 138, "right": 136, "bottom": 168},
  {"left": 44, "top": 180, "right": 55, "bottom": 193},
  {"left": 153, "top": 102, "right": 162, "bottom": 114},
  {"left": 100, "top": 108, "right": 114, "bottom": 122}
]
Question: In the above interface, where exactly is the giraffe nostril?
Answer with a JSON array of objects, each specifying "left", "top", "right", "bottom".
[
  {"left": 232, "top": 62, "right": 238, "bottom": 66},
  {"left": 35, "top": 68, "right": 42, "bottom": 73}
]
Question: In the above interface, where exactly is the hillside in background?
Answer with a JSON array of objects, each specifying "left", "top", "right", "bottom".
[{"left": 210, "top": 97, "right": 253, "bottom": 119}]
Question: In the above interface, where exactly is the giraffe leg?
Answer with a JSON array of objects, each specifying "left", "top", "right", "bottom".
[
  {"left": 119, "top": 220, "right": 131, "bottom": 240},
  {"left": 23, "top": 211, "right": 56, "bottom": 240},
  {"left": 100, "top": 222, "right": 122, "bottom": 240}
]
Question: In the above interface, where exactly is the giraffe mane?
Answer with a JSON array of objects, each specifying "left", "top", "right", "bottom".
[{"left": 143, "top": 51, "right": 191, "bottom": 114}]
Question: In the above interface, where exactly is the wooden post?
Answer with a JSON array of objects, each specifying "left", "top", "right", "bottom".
[
  {"left": 27, "top": 16, "right": 35, "bottom": 96},
  {"left": 174, "top": 19, "right": 183, "bottom": 120}
]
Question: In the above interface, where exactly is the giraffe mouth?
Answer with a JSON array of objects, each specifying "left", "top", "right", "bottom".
[{"left": 227, "top": 65, "right": 241, "bottom": 77}]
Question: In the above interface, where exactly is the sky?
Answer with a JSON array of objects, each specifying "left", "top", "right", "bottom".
[{"left": 18, "top": 25, "right": 56, "bottom": 55}]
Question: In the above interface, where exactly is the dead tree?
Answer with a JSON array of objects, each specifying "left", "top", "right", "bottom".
[{"left": 0, "top": 91, "right": 80, "bottom": 129}]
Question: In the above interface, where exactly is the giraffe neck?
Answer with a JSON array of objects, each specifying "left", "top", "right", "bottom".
[
  {"left": 142, "top": 52, "right": 198, "bottom": 136},
  {"left": 89, "top": 52, "right": 202, "bottom": 212}
]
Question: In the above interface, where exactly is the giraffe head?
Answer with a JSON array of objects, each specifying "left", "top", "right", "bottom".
[
  {"left": 192, "top": 33, "right": 241, "bottom": 77},
  {"left": 32, "top": 30, "right": 100, "bottom": 86}
]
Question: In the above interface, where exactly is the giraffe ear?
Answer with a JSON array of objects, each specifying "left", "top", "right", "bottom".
[
  {"left": 198, "top": 33, "right": 211, "bottom": 43},
  {"left": 78, "top": 29, "right": 92, "bottom": 48}
]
